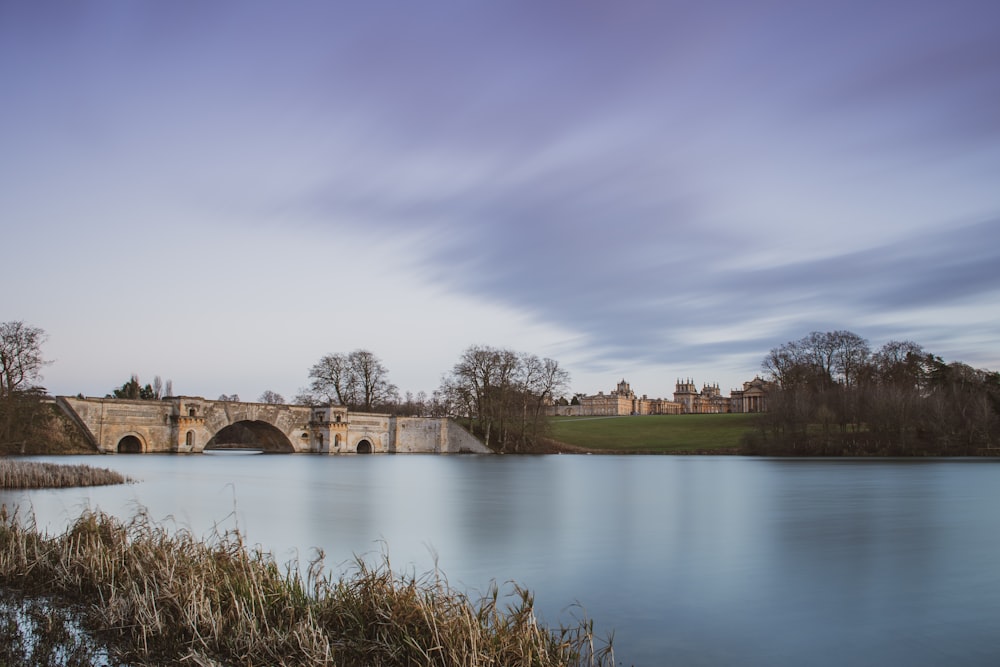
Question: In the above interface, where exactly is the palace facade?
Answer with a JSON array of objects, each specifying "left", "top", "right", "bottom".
[
  {"left": 555, "top": 378, "right": 761, "bottom": 417},
  {"left": 550, "top": 377, "right": 772, "bottom": 417},
  {"left": 729, "top": 376, "right": 772, "bottom": 413},
  {"left": 673, "top": 379, "right": 730, "bottom": 414},
  {"left": 575, "top": 380, "right": 683, "bottom": 416}
]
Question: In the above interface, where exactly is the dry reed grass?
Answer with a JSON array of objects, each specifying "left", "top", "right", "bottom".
[
  {"left": 0, "top": 506, "right": 615, "bottom": 666},
  {"left": 0, "top": 460, "right": 132, "bottom": 489}
]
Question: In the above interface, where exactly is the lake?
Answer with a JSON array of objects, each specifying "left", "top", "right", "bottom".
[{"left": 3, "top": 454, "right": 1000, "bottom": 666}]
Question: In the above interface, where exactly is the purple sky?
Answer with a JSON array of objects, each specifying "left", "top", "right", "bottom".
[{"left": 3, "top": 1, "right": 999, "bottom": 402}]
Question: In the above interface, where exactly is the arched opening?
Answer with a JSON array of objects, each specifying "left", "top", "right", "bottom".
[
  {"left": 356, "top": 439, "right": 373, "bottom": 454},
  {"left": 204, "top": 420, "right": 295, "bottom": 454},
  {"left": 117, "top": 435, "right": 143, "bottom": 453},
  {"left": 185, "top": 431, "right": 194, "bottom": 449}
]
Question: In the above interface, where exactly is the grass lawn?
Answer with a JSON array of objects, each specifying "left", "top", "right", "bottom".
[{"left": 548, "top": 413, "right": 760, "bottom": 453}]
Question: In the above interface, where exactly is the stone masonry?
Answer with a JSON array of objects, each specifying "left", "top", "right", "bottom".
[{"left": 57, "top": 396, "right": 491, "bottom": 455}]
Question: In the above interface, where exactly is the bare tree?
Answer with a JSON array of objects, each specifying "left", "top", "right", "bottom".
[
  {"left": 351, "top": 350, "right": 398, "bottom": 411},
  {"left": 761, "top": 340, "right": 811, "bottom": 389},
  {"left": 516, "top": 353, "right": 569, "bottom": 437},
  {"left": 396, "top": 390, "right": 429, "bottom": 417},
  {"left": 0, "top": 321, "right": 50, "bottom": 449},
  {"left": 307, "top": 349, "right": 397, "bottom": 411},
  {"left": 308, "top": 353, "right": 356, "bottom": 406},
  {"left": 828, "top": 330, "right": 870, "bottom": 388},
  {"left": 0, "top": 321, "right": 48, "bottom": 398},
  {"left": 872, "top": 340, "right": 926, "bottom": 387},
  {"left": 441, "top": 345, "right": 570, "bottom": 452},
  {"left": 258, "top": 390, "right": 286, "bottom": 404},
  {"left": 763, "top": 331, "right": 870, "bottom": 389}
]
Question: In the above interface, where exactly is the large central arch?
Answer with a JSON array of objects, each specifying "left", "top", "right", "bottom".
[{"left": 205, "top": 420, "right": 295, "bottom": 453}]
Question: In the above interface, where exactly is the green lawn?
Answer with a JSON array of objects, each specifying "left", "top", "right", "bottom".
[{"left": 548, "top": 413, "right": 759, "bottom": 453}]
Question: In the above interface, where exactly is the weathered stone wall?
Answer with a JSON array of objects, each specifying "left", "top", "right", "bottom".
[
  {"left": 57, "top": 397, "right": 490, "bottom": 455},
  {"left": 443, "top": 419, "right": 493, "bottom": 453},
  {"left": 345, "top": 413, "right": 392, "bottom": 453},
  {"left": 58, "top": 397, "right": 175, "bottom": 453},
  {"left": 393, "top": 417, "right": 444, "bottom": 453},
  {"left": 391, "top": 418, "right": 491, "bottom": 454}
]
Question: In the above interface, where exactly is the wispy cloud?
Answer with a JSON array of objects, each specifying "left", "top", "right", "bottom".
[{"left": 2, "top": 1, "right": 999, "bottom": 397}]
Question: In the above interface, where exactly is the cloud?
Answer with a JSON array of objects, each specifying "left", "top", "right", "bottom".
[{"left": 3, "top": 1, "right": 999, "bottom": 399}]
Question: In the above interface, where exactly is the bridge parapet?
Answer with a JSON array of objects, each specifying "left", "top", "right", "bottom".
[{"left": 57, "top": 396, "right": 490, "bottom": 455}]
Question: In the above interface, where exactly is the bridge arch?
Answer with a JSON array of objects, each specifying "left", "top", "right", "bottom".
[
  {"left": 205, "top": 420, "right": 295, "bottom": 453},
  {"left": 117, "top": 434, "right": 145, "bottom": 453},
  {"left": 356, "top": 438, "right": 373, "bottom": 454}
]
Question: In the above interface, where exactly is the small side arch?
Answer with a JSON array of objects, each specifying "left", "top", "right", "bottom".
[
  {"left": 117, "top": 434, "right": 144, "bottom": 454},
  {"left": 356, "top": 439, "right": 373, "bottom": 454}
]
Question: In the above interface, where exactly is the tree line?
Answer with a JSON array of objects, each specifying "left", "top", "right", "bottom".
[
  {"left": 300, "top": 345, "right": 569, "bottom": 452},
  {"left": 436, "top": 345, "right": 569, "bottom": 453},
  {"left": 8, "top": 317, "right": 997, "bottom": 456},
  {"left": 749, "top": 330, "right": 1000, "bottom": 455},
  {"left": 0, "top": 320, "right": 571, "bottom": 453}
]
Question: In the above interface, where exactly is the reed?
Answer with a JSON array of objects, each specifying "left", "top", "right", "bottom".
[
  {"left": 0, "top": 460, "right": 132, "bottom": 489},
  {"left": 0, "top": 506, "right": 615, "bottom": 666}
]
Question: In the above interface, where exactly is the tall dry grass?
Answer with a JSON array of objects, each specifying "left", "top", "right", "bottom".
[
  {"left": 0, "top": 460, "right": 132, "bottom": 489},
  {"left": 0, "top": 506, "right": 615, "bottom": 666}
]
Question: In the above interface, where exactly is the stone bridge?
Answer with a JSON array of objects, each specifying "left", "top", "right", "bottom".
[{"left": 56, "top": 396, "right": 490, "bottom": 455}]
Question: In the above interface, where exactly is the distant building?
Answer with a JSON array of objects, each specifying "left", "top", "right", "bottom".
[
  {"left": 729, "top": 376, "right": 772, "bottom": 413},
  {"left": 672, "top": 379, "right": 729, "bottom": 414},
  {"left": 572, "top": 379, "right": 689, "bottom": 416},
  {"left": 576, "top": 379, "right": 641, "bottom": 416},
  {"left": 552, "top": 376, "right": 770, "bottom": 417}
]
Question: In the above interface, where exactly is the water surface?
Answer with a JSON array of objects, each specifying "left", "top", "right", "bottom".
[{"left": 4, "top": 455, "right": 999, "bottom": 666}]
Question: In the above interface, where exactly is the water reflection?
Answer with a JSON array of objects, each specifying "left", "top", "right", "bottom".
[{"left": 3, "top": 455, "right": 999, "bottom": 666}]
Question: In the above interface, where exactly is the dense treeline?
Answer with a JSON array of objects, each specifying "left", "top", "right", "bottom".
[
  {"left": 746, "top": 331, "right": 1000, "bottom": 455},
  {"left": 438, "top": 345, "right": 570, "bottom": 453},
  {"left": 106, "top": 374, "right": 172, "bottom": 400}
]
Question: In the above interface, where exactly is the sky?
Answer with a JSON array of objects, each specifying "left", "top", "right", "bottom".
[{"left": 2, "top": 0, "right": 999, "bottom": 403}]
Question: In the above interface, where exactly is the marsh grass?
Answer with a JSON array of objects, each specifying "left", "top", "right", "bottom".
[
  {"left": 0, "top": 460, "right": 132, "bottom": 489},
  {"left": 0, "top": 506, "right": 615, "bottom": 666}
]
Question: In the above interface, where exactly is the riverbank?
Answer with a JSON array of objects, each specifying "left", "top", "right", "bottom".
[{"left": 0, "top": 507, "right": 615, "bottom": 667}]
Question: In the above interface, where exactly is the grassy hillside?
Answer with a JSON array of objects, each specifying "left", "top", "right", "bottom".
[
  {"left": 548, "top": 414, "right": 759, "bottom": 453},
  {"left": 0, "top": 401, "right": 98, "bottom": 456}
]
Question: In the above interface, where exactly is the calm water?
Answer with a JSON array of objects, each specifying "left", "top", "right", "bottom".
[{"left": 4, "top": 455, "right": 1000, "bottom": 666}]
